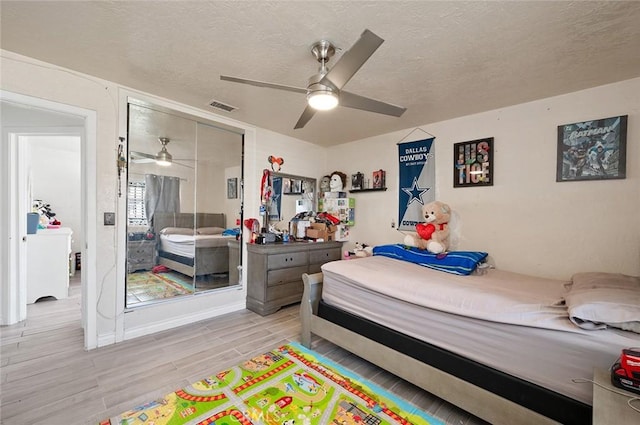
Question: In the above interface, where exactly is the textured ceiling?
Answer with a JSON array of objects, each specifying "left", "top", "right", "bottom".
[{"left": 2, "top": 1, "right": 640, "bottom": 147}]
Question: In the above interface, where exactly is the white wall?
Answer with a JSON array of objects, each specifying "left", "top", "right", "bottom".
[
  {"left": 252, "top": 127, "right": 328, "bottom": 228},
  {"left": 27, "top": 136, "right": 82, "bottom": 254},
  {"left": 328, "top": 78, "right": 640, "bottom": 279}
]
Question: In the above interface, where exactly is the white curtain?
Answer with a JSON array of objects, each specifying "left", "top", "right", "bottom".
[{"left": 144, "top": 174, "right": 180, "bottom": 229}]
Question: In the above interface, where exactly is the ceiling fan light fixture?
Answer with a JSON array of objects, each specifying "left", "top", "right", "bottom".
[
  {"left": 156, "top": 147, "right": 172, "bottom": 166},
  {"left": 307, "top": 90, "right": 339, "bottom": 111}
]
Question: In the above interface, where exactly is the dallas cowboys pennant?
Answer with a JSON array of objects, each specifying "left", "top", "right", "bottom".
[{"left": 397, "top": 138, "right": 435, "bottom": 231}]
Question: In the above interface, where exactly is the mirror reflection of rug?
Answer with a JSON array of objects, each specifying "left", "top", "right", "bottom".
[
  {"left": 99, "top": 342, "right": 443, "bottom": 425},
  {"left": 127, "top": 271, "right": 193, "bottom": 303}
]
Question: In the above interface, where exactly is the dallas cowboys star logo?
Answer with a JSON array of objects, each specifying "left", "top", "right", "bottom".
[{"left": 402, "top": 177, "right": 430, "bottom": 206}]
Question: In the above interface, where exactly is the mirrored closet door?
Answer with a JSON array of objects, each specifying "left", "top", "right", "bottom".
[{"left": 126, "top": 99, "right": 243, "bottom": 308}]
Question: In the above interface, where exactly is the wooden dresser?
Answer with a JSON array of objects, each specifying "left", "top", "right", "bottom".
[{"left": 246, "top": 241, "right": 343, "bottom": 315}]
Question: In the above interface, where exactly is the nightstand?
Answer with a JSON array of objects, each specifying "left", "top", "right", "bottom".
[
  {"left": 593, "top": 368, "right": 640, "bottom": 424},
  {"left": 127, "top": 239, "right": 156, "bottom": 273}
]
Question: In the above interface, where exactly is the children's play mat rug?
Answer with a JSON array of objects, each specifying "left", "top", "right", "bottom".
[
  {"left": 99, "top": 342, "right": 443, "bottom": 425},
  {"left": 126, "top": 271, "right": 193, "bottom": 303}
]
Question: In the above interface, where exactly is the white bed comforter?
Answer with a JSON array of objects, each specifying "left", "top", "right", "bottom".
[
  {"left": 322, "top": 255, "right": 577, "bottom": 332},
  {"left": 160, "top": 233, "right": 233, "bottom": 257}
]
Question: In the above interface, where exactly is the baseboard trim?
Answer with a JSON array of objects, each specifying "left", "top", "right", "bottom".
[{"left": 122, "top": 301, "right": 246, "bottom": 341}]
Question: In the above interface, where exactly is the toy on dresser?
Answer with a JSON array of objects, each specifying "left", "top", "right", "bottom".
[{"left": 33, "top": 199, "right": 61, "bottom": 228}]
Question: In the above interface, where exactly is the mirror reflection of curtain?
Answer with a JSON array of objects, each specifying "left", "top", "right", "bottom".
[{"left": 144, "top": 174, "right": 181, "bottom": 229}]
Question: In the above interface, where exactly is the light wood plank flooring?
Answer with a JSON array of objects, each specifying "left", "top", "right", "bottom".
[{"left": 0, "top": 276, "right": 489, "bottom": 425}]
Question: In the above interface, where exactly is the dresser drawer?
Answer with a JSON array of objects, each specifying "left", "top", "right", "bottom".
[
  {"left": 128, "top": 243, "right": 154, "bottom": 256},
  {"left": 309, "top": 248, "right": 342, "bottom": 264},
  {"left": 266, "top": 280, "right": 303, "bottom": 301},
  {"left": 267, "top": 251, "right": 307, "bottom": 269},
  {"left": 129, "top": 255, "right": 153, "bottom": 266},
  {"left": 267, "top": 266, "right": 307, "bottom": 286}
]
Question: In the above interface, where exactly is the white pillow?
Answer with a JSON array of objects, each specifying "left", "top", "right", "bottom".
[
  {"left": 565, "top": 272, "right": 640, "bottom": 332},
  {"left": 197, "top": 227, "right": 224, "bottom": 235},
  {"left": 160, "top": 227, "right": 194, "bottom": 235}
]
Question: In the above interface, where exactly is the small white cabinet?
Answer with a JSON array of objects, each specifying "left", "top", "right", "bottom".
[{"left": 26, "top": 227, "right": 72, "bottom": 304}]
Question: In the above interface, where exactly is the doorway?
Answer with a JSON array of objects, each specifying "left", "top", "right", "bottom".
[{"left": 0, "top": 90, "right": 98, "bottom": 350}]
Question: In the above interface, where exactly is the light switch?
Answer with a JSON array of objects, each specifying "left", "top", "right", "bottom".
[{"left": 104, "top": 212, "right": 116, "bottom": 225}]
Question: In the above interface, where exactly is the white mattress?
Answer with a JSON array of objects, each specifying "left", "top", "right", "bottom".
[
  {"left": 321, "top": 256, "right": 640, "bottom": 405},
  {"left": 159, "top": 234, "right": 233, "bottom": 258}
]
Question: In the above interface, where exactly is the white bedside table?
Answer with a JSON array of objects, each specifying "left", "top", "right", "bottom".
[{"left": 593, "top": 368, "right": 640, "bottom": 424}]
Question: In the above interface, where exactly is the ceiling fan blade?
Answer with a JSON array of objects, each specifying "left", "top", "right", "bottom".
[
  {"left": 294, "top": 105, "right": 317, "bottom": 129},
  {"left": 220, "top": 75, "right": 307, "bottom": 95},
  {"left": 130, "top": 151, "right": 156, "bottom": 162},
  {"left": 321, "top": 29, "right": 384, "bottom": 91},
  {"left": 340, "top": 91, "right": 407, "bottom": 117}
]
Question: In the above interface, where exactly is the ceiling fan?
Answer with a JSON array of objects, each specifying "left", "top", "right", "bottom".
[
  {"left": 220, "top": 29, "right": 406, "bottom": 129},
  {"left": 130, "top": 137, "right": 193, "bottom": 168}
]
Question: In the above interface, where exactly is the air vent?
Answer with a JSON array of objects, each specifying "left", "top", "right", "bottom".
[{"left": 207, "top": 98, "right": 238, "bottom": 113}]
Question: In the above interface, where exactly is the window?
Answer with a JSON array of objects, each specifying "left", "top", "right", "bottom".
[{"left": 127, "top": 181, "right": 148, "bottom": 226}]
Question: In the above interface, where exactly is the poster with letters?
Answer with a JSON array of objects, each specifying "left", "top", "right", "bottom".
[
  {"left": 398, "top": 138, "right": 435, "bottom": 231},
  {"left": 454, "top": 137, "right": 493, "bottom": 188}
]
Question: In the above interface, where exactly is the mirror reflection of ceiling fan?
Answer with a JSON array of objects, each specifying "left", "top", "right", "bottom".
[
  {"left": 220, "top": 29, "right": 407, "bottom": 129},
  {"left": 129, "top": 137, "right": 194, "bottom": 168}
]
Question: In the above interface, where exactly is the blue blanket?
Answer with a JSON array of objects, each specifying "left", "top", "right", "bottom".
[{"left": 372, "top": 244, "right": 488, "bottom": 276}]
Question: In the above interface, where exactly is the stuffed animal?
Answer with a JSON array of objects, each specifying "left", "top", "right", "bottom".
[
  {"left": 344, "top": 242, "right": 373, "bottom": 259},
  {"left": 354, "top": 242, "right": 373, "bottom": 258},
  {"left": 404, "top": 200, "right": 451, "bottom": 254}
]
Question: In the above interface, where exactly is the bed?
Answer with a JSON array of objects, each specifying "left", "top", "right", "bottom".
[
  {"left": 153, "top": 212, "right": 232, "bottom": 277},
  {"left": 300, "top": 245, "right": 640, "bottom": 425}
]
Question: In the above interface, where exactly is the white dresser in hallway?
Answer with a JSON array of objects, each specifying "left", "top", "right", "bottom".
[{"left": 26, "top": 227, "right": 73, "bottom": 303}]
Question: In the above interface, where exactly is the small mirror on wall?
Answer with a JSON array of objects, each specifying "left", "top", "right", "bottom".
[{"left": 263, "top": 170, "right": 316, "bottom": 227}]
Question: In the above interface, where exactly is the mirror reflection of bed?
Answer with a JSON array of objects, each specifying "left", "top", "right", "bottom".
[
  {"left": 155, "top": 212, "right": 236, "bottom": 289},
  {"left": 127, "top": 212, "right": 241, "bottom": 306},
  {"left": 125, "top": 98, "right": 243, "bottom": 308}
]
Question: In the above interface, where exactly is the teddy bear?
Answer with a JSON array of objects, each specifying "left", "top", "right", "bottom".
[{"left": 403, "top": 200, "right": 451, "bottom": 254}]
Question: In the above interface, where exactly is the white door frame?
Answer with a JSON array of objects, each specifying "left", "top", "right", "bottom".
[{"left": 0, "top": 90, "right": 98, "bottom": 350}]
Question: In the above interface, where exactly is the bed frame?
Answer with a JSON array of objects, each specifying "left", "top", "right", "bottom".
[
  {"left": 153, "top": 212, "right": 228, "bottom": 277},
  {"left": 301, "top": 272, "right": 592, "bottom": 425}
]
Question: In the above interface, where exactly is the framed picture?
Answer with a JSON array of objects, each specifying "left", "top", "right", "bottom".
[
  {"left": 351, "top": 172, "right": 364, "bottom": 190},
  {"left": 227, "top": 177, "right": 237, "bottom": 199},
  {"left": 282, "top": 178, "right": 291, "bottom": 194},
  {"left": 372, "top": 169, "right": 386, "bottom": 189},
  {"left": 557, "top": 115, "right": 627, "bottom": 182},
  {"left": 291, "top": 179, "right": 302, "bottom": 194},
  {"left": 453, "top": 137, "right": 493, "bottom": 188}
]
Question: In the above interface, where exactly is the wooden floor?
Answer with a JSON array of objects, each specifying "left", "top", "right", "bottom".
[{"left": 0, "top": 275, "right": 489, "bottom": 425}]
